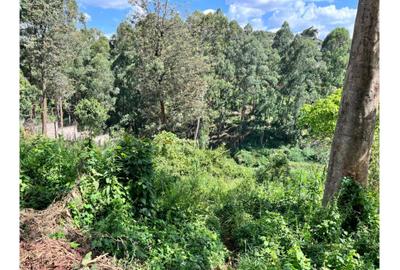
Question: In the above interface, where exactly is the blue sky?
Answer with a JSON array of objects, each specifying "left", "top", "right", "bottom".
[{"left": 77, "top": 0, "right": 358, "bottom": 39}]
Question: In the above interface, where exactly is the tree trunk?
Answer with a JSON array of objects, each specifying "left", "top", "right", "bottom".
[
  {"left": 323, "top": 0, "right": 379, "bottom": 205},
  {"left": 31, "top": 104, "right": 36, "bottom": 120},
  {"left": 194, "top": 117, "right": 201, "bottom": 142},
  {"left": 56, "top": 98, "right": 60, "bottom": 125},
  {"left": 59, "top": 97, "right": 64, "bottom": 135},
  {"left": 54, "top": 121, "right": 58, "bottom": 139},
  {"left": 160, "top": 99, "right": 166, "bottom": 126},
  {"left": 41, "top": 81, "right": 48, "bottom": 136}
]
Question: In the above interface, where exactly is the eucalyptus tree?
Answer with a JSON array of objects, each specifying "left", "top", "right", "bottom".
[
  {"left": 225, "top": 25, "right": 280, "bottom": 147},
  {"left": 187, "top": 10, "right": 235, "bottom": 145},
  {"left": 20, "top": 0, "right": 80, "bottom": 134},
  {"left": 272, "top": 21, "right": 294, "bottom": 59},
  {"left": 274, "top": 31, "right": 326, "bottom": 143},
  {"left": 322, "top": 28, "right": 351, "bottom": 91},
  {"left": 119, "top": 0, "right": 209, "bottom": 137},
  {"left": 20, "top": 71, "right": 40, "bottom": 121},
  {"left": 109, "top": 22, "right": 141, "bottom": 132},
  {"left": 323, "top": 0, "right": 379, "bottom": 204},
  {"left": 62, "top": 28, "right": 117, "bottom": 132}
]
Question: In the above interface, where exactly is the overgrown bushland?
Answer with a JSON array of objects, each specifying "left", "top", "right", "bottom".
[
  {"left": 20, "top": 132, "right": 379, "bottom": 269},
  {"left": 20, "top": 136, "right": 81, "bottom": 209}
]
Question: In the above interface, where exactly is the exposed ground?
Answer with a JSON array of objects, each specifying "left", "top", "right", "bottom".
[{"left": 20, "top": 189, "right": 122, "bottom": 270}]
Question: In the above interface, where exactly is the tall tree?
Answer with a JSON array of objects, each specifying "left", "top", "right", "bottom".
[
  {"left": 225, "top": 25, "right": 279, "bottom": 147},
  {"left": 109, "top": 22, "right": 141, "bottom": 131},
  {"left": 322, "top": 28, "right": 351, "bottom": 91},
  {"left": 115, "top": 0, "right": 209, "bottom": 136},
  {"left": 186, "top": 10, "right": 232, "bottom": 145},
  {"left": 274, "top": 32, "right": 326, "bottom": 143},
  {"left": 20, "top": 0, "right": 79, "bottom": 135},
  {"left": 272, "top": 21, "right": 294, "bottom": 58},
  {"left": 323, "top": 0, "right": 379, "bottom": 205},
  {"left": 63, "top": 28, "right": 117, "bottom": 132},
  {"left": 20, "top": 71, "right": 40, "bottom": 121}
]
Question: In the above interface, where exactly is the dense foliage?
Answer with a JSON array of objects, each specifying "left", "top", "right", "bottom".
[
  {"left": 19, "top": 1, "right": 379, "bottom": 269},
  {"left": 20, "top": 0, "right": 351, "bottom": 149},
  {"left": 75, "top": 98, "right": 109, "bottom": 136},
  {"left": 20, "top": 133, "right": 379, "bottom": 269},
  {"left": 298, "top": 89, "right": 342, "bottom": 140},
  {"left": 20, "top": 136, "right": 81, "bottom": 209}
]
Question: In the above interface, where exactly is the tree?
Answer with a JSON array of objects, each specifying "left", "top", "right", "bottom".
[
  {"left": 20, "top": 71, "right": 40, "bottom": 121},
  {"left": 274, "top": 32, "right": 326, "bottom": 144},
  {"left": 114, "top": 0, "right": 209, "bottom": 137},
  {"left": 75, "top": 98, "right": 108, "bottom": 137},
  {"left": 272, "top": 21, "right": 294, "bottom": 58},
  {"left": 20, "top": 0, "right": 80, "bottom": 135},
  {"left": 322, "top": 28, "right": 351, "bottom": 91},
  {"left": 68, "top": 30, "right": 117, "bottom": 116},
  {"left": 298, "top": 89, "right": 342, "bottom": 141},
  {"left": 186, "top": 10, "right": 232, "bottom": 146},
  {"left": 323, "top": 0, "right": 379, "bottom": 205},
  {"left": 109, "top": 22, "right": 141, "bottom": 132},
  {"left": 224, "top": 26, "right": 279, "bottom": 148}
]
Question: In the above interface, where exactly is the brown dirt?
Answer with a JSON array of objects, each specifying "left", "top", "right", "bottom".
[{"left": 20, "top": 189, "right": 123, "bottom": 270}]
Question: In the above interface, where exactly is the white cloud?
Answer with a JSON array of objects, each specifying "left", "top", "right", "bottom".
[
  {"left": 78, "top": 0, "right": 130, "bottom": 10},
  {"left": 226, "top": 0, "right": 357, "bottom": 38},
  {"left": 228, "top": 3, "right": 264, "bottom": 27},
  {"left": 203, "top": 9, "right": 216, "bottom": 15},
  {"left": 104, "top": 32, "right": 115, "bottom": 39},
  {"left": 83, "top": 12, "right": 91, "bottom": 22}
]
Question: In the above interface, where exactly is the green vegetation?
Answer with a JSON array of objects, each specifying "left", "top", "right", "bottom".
[
  {"left": 75, "top": 98, "right": 109, "bottom": 136},
  {"left": 20, "top": 132, "right": 379, "bottom": 269},
  {"left": 298, "top": 89, "right": 342, "bottom": 140},
  {"left": 20, "top": 136, "right": 81, "bottom": 209},
  {"left": 19, "top": 0, "right": 379, "bottom": 269},
  {"left": 20, "top": 0, "right": 351, "bottom": 149}
]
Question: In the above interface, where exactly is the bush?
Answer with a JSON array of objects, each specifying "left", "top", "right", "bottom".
[
  {"left": 75, "top": 98, "right": 109, "bottom": 136},
  {"left": 69, "top": 133, "right": 233, "bottom": 268},
  {"left": 113, "top": 135, "right": 156, "bottom": 218},
  {"left": 256, "top": 149, "right": 290, "bottom": 183},
  {"left": 148, "top": 220, "right": 227, "bottom": 270},
  {"left": 21, "top": 132, "right": 378, "bottom": 269},
  {"left": 20, "top": 136, "right": 81, "bottom": 209}
]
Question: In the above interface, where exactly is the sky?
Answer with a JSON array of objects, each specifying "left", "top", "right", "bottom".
[{"left": 77, "top": 0, "right": 358, "bottom": 39}]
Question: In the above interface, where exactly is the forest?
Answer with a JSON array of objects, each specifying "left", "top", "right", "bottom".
[{"left": 19, "top": 0, "right": 379, "bottom": 269}]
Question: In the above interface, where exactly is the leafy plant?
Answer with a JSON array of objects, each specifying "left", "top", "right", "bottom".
[
  {"left": 75, "top": 98, "right": 109, "bottom": 137},
  {"left": 20, "top": 136, "right": 81, "bottom": 209}
]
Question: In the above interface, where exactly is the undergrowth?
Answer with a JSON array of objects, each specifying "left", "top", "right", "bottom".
[{"left": 20, "top": 132, "right": 379, "bottom": 269}]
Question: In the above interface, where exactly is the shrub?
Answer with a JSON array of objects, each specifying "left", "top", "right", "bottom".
[
  {"left": 298, "top": 89, "right": 342, "bottom": 140},
  {"left": 20, "top": 136, "right": 81, "bottom": 209},
  {"left": 148, "top": 220, "right": 227, "bottom": 270},
  {"left": 75, "top": 98, "right": 109, "bottom": 136},
  {"left": 256, "top": 149, "right": 290, "bottom": 183},
  {"left": 21, "top": 131, "right": 378, "bottom": 269},
  {"left": 113, "top": 135, "right": 156, "bottom": 218}
]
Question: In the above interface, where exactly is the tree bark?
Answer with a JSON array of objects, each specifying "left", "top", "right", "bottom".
[
  {"left": 54, "top": 121, "right": 58, "bottom": 139},
  {"left": 59, "top": 97, "right": 64, "bottom": 134},
  {"left": 323, "top": 0, "right": 379, "bottom": 205},
  {"left": 41, "top": 80, "right": 48, "bottom": 136},
  {"left": 194, "top": 117, "right": 201, "bottom": 142},
  {"left": 31, "top": 104, "right": 36, "bottom": 120},
  {"left": 160, "top": 99, "right": 166, "bottom": 126}
]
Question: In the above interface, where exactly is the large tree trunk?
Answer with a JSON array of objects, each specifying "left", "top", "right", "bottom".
[
  {"left": 322, "top": 0, "right": 379, "bottom": 205},
  {"left": 41, "top": 80, "right": 48, "bottom": 136}
]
